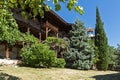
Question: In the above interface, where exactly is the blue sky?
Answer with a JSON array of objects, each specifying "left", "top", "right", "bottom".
[{"left": 47, "top": 0, "right": 120, "bottom": 47}]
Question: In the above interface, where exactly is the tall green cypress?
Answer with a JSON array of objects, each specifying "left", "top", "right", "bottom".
[{"left": 95, "top": 7, "right": 109, "bottom": 70}]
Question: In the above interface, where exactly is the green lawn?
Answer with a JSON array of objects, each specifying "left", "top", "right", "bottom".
[{"left": 0, "top": 65, "right": 120, "bottom": 80}]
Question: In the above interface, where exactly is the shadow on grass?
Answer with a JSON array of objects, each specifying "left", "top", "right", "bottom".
[
  {"left": 0, "top": 73, "right": 21, "bottom": 80},
  {"left": 92, "top": 72, "right": 120, "bottom": 80}
]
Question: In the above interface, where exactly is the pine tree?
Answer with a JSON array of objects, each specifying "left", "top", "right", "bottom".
[
  {"left": 64, "top": 20, "right": 94, "bottom": 70},
  {"left": 95, "top": 7, "right": 109, "bottom": 70}
]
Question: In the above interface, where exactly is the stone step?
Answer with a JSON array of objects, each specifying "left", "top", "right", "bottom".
[{"left": 0, "top": 59, "right": 21, "bottom": 65}]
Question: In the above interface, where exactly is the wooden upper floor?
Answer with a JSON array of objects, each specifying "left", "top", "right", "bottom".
[{"left": 13, "top": 8, "right": 72, "bottom": 41}]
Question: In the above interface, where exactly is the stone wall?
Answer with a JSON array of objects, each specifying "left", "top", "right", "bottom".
[
  {"left": 0, "top": 44, "right": 6, "bottom": 58},
  {"left": 0, "top": 44, "right": 21, "bottom": 59}
]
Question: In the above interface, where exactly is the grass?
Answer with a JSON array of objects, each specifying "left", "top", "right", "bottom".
[{"left": 0, "top": 65, "right": 120, "bottom": 80}]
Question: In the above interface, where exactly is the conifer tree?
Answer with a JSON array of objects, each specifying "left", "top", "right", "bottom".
[
  {"left": 64, "top": 20, "right": 94, "bottom": 70},
  {"left": 95, "top": 7, "right": 109, "bottom": 70},
  {"left": 114, "top": 44, "right": 120, "bottom": 69}
]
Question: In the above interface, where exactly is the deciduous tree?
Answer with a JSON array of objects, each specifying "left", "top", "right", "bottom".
[{"left": 0, "top": 0, "right": 84, "bottom": 18}]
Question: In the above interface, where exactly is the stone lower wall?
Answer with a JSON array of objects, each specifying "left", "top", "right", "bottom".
[
  {"left": 0, "top": 44, "right": 21, "bottom": 59},
  {"left": 0, "top": 59, "right": 20, "bottom": 65},
  {"left": 0, "top": 45, "right": 6, "bottom": 58}
]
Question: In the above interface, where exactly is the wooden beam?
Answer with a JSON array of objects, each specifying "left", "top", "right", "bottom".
[
  {"left": 48, "top": 28, "right": 51, "bottom": 32},
  {"left": 46, "top": 21, "right": 58, "bottom": 33}
]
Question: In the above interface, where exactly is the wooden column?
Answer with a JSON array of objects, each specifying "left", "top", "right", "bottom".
[
  {"left": 46, "top": 26, "right": 48, "bottom": 38},
  {"left": 5, "top": 45, "right": 9, "bottom": 59},
  {"left": 46, "top": 26, "right": 51, "bottom": 38},
  {"left": 56, "top": 32, "right": 59, "bottom": 38},
  {"left": 27, "top": 27, "right": 30, "bottom": 32},
  {"left": 39, "top": 32, "right": 41, "bottom": 42},
  {"left": 22, "top": 42, "right": 24, "bottom": 47}
]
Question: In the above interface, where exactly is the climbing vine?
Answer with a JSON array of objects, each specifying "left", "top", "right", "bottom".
[
  {"left": 0, "top": 0, "right": 84, "bottom": 18},
  {"left": 0, "top": 8, "right": 21, "bottom": 45}
]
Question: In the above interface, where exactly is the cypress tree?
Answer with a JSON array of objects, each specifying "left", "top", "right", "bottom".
[
  {"left": 64, "top": 20, "right": 94, "bottom": 70},
  {"left": 95, "top": 7, "right": 109, "bottom": 70}
]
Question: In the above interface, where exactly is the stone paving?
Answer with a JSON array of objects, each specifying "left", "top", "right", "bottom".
[{"left": 0, "top": 59, "right": 20, "bottom": 65}]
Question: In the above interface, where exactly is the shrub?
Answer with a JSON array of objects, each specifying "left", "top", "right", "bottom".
[
  {"left": 53, "top": 58, "right": 66, "bottom": 68},
  {"left": 45, "top": 37, "right": 67, "bottom": 48},
  {"left": 45, "top": 37, "right": 67, "bottom": 58},
  {"left": 21, "top": 43, "right": 56, "bottom": 68}
]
